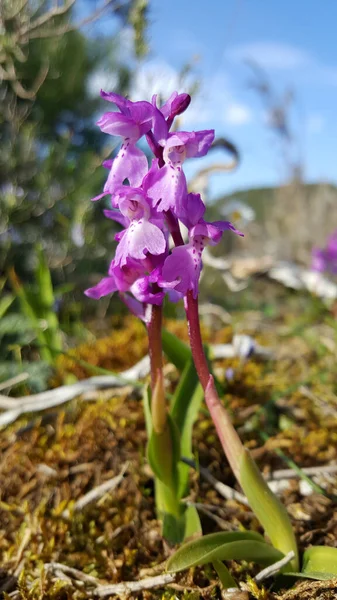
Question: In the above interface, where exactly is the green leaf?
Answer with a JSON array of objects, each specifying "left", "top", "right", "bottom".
[
  {"left": 35, "top": 245, "right": 63, "bottom": 355},
  {"left": 183, "top": 504, "right": 202, "bottom": 540},
  {"left": 170, "top": 359, "right": 200, "bottom": 430},
  {"left": 0, "top": 294, "right": 14, "bottom": 319},
  {"left": 212, "top": 560, "right": 237, "bottom": 589},
  {"left": 162, "top": 511, "right": 186, "bottom": 545},
  {"left": 166, "top": 531, "right": 281, "bottom": 572},
  {"left": 0, "top": 314, "right": 34, "bottom": 341},
  {"left": 170, "top": 359, "right": 203, "bottom": 498},
  {"left": 298, "top": 545, "right": 337, "bottom": 580},
  {"left": 285, "top": 572, "right": 337, "bottom": 581},
  {"left": 147, "top": 414, "right": 180, "bottom": 490},
  {"left": 8, "top": 269, "right": 52, "bottom": 364},
  {"left": 143, "top": 385, "right": 152, "bottom": 438},
  {"left": 162, "top": 328, "right": 191, "bottom": 371},
  {"left": 240, "top": 450, "right": 299, "bottom": 571}
]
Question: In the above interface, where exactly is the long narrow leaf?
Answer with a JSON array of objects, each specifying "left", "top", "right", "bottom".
[
  {"left": 0, "top": 294, "right": 14, "bottom": 319},
  {"left": 35, "top": 245, "right": 63, "bottom": 355},
  {"left": 168, "top": 539, "right": 283, "bottom": 572},
  {"left": 212, "top": 560, "right": 237, "bottom": 589},
  {"left": 8, "top": 269, "right": 52, "bottom": 364},
  {"left": 240, "top": 450, "right": 299, "bottom": 571},
  {"left": 170, "top": 359, "right": 203, "bottom": 498},
  {"left": 167, "top": 531, "right": 270, "bottom": 572}
]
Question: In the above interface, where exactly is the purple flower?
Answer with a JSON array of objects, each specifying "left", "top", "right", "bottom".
[
  {"left": 312, "top": 230, "right": 337, "bottom": 275},
  {"left": 160, "top": 217, "right": 243, "bottom": 298},
  {"left": 98, "top": 90, "right": 167, "bottom": 194},
  {"left": 143, "top": 130, "right": 215, "bottom": 212},
  {"left": 110, "top": 187, "right": 167, "bottom": 266},
  {"left": 85, "top": 258, "right": 164, "bottom": 313}
]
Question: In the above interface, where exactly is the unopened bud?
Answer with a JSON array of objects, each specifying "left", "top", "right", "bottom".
[{"left": 171, "top": 93, "right": 191, "bottom": 118}]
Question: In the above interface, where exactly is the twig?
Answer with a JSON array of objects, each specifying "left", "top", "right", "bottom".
[
  {"left": 202, "top": 248, "right": 232, "bottom": 270},
  {"left": 266, "top": 463, "right": 337, "bottom": 481},
  {"left": 222, "top": 272, "right": 249, "bottom": 292},
  {"left": 18, "top": 0, "right": 76, "bottom": 37},
  {"left": 212, "top": 336, "right": 274, "bottom": 360},
  {"left": 45, "top": 562, "right": 99, "bottom": 585},
  {"left": 199, "top": 302, "right": 232, "bottom": 324},
  {"left": 186, "top": 501, "right": 234, "bottom": 530},
  {"left": 181, "top": 457, "right": 249, "bottom": 505},
  {"left": 0, "top": 355, "right": 150, "bottom": 427},
  {"left": 94, "top": 574, "right": 176, "bottom": 597},
  {"left": 0, "top": 373, "right": 29, "bottom": 392},
  {"left": 254, "top": 551, "right": 295, "bottom": 582},
  {"left": 63, "top": 463, "right": 128, "bottom": 516}
]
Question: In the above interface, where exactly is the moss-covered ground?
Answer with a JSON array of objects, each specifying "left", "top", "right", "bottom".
[{"left": 1, "top": 291, "right": 337, "bottom": 599}]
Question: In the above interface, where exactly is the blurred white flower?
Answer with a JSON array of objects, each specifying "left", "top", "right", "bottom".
[{"left": 221, "top": 199, "right": 255, "bottom": 227}]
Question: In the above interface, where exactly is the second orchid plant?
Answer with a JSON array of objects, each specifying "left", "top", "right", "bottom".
[{"left": 86, "top": 90, "right": 299, "bottom": 572}]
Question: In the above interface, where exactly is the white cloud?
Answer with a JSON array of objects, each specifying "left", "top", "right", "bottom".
[
  {"left": 224, "top": 103, "right": 252, "bottom": 125},
  {"left": 130, "top": 59, "right": 253, "bottom": 130},
  {"left": 307, "top": 114, "right": 324, "bottom": 134},
  {"left": 87, "top": 71, "right": 119, "bottom": 98},
  {"left": 227, "top": 41, "right": 311, "bottom": 70},
  {"left": 130, "top": 59, "right": 193, "bottom": 102}
]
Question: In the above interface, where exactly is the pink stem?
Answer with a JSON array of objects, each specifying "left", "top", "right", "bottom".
[
  {"left": 185, "top": 291, "right": 210, "bottom": 389},
  {"left": 164, "top": 211, "right": 243, "bottom": 477}
]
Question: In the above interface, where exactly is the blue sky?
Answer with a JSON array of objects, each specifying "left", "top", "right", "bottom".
[{"left": 88, "top": 0, "right": 337, "bottom": 198}]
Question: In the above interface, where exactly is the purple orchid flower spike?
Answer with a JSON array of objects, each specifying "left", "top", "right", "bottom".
[
  {"left": 98, "top": 90, "right": 167, "bottom": 194},
  {"left": 144, "top": 130, "right": 215, "bottom": 212}
]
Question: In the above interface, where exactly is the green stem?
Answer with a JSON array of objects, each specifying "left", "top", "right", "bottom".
[{"left": 146, "top": 303, "right": 163, "bottom": 390}]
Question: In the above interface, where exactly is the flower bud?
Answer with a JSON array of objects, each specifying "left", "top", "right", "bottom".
[{"left": 171, "top": 93, "right": 191, "bottom": 118}]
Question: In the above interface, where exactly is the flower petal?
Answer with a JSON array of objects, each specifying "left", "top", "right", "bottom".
[
  {"left": 103, "top": 209, "right": 129, "bottom": 228},
  {"left": 85, "top": 276, "right": 117, "bottom": 299},
  {"left": 178, "top": 193, "right": 206, "bottom": 228},
  {"left": 185, "top": 130, "right": 215, "bottom": 158},
  {"left": 115, "top": 219, "right": 166, "bottom": 266},
  {"left": 131, "top": 277, "right": 164, "bottom": 305},
  {"left": 97, "top": 112, "right": 140, "bottom": 139},
  {"left": 143, "top": 163, "right": 187, "bottom": 212},
  {"left": 104, "top": 143, "right": 148, "bottom": 193},
  {"left": 161, "top": 244, "right": 201, "bottom": 298},
  {"left": 100, "top": 90, "right": 129, "bottom": 114}
]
